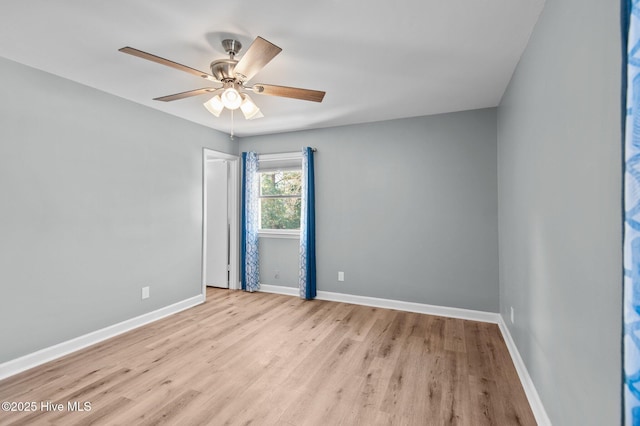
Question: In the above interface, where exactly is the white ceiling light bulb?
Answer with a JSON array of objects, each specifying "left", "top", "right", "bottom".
[
  {"left": 240, "top": 94, "right": 264, "bottom": 120},
  {"left": 203, "top": 95, "right": 224, "bottom": 117},
  {"left": 221, "top": 87, "right": 242, "bottom": 110}
]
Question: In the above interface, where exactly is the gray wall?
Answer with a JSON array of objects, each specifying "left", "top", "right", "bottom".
[
  {"left": 497, "top": 0, "right": 621, "bottom": 424},
  {"left": 241, "top": 109, "right": 499, "bottom": 312},
  {"left": 0, "top": 57, "right": 235, "bottom": 363},
  {"left": 259, "top": 237, "right": 300, "bottom": 288}
]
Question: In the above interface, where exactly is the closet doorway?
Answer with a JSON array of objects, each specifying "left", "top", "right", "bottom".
[{"left": 202, "top": 149, "right": 239, "bottom": 296}]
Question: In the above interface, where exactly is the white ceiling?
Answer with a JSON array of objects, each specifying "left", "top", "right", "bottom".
[{"left": 0, "top": 0, "right": 544, "bottom": 137}]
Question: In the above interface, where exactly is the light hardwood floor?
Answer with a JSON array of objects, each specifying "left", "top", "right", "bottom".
[{"left": 0, "top": 288, "right": 536, "bottom": 425}]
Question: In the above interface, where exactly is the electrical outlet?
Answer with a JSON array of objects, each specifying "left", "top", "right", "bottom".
[
  {"left": 510, "top": 306, "right": 515, "bottom": 324},
  {"left": 142, "top": 286, "right": 150, "bottom": 300},
  {"left": 275, "top": 270, "right": 280, "bottom": 279},
  {"left": 338, "top": 271, "right": 344, "bottom": 282}
]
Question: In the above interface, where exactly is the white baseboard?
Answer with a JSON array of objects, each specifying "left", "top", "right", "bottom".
[
  {"left": 0, "top": 294, "right": 205, "bottom": 381},
  {"left": 317, "top": 290, "right": 500, "bottom": 323},
  {"left": 259, "top": 284, "right": 299, "bottom": 296},
  {"left": 258, "top": 283, "right": 500, "bottom": 323},
  {"left": 497, "top": 316, "right": 552, "bottom": 426},
  {"left": 258, "top": 283, "right": 550, "bottom": 424}
]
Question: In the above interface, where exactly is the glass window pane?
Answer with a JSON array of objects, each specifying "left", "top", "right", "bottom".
[
  {"left": 260, "top": 197, "right": 301, "bottom": 230},
  {"left": 260, "top": 171, "right": 301, "bottom": 196}
]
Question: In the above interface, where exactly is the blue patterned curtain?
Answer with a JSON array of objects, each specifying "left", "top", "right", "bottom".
[
  {"left": 241, "top": 152, "right": 260, "bottom": 292},
  {"left": 299, "top": 147, "right": 316, "bottom": 299},
  {"left": 624, "top": 1, "right": 640, "bottom": 423}
]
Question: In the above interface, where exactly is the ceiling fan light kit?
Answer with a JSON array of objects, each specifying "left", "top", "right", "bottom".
[
  {"left": 203, "top": 94, "right": 224, "bottom": 117},
  {"left": 119, "top": 35, "right": 325, "bottom": 127},
  {"left": 221, "top": 81, "right": 242, "bottom": 110},
  {"left": 240, "top": 94, "right": 263, "bottom": 120}
]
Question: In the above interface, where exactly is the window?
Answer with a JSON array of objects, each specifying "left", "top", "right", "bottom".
[{"left": 259, "top": 169, "right": 302, "bottom": 231}]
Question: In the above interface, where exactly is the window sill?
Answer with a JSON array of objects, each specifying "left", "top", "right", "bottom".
[{"left": 258, "top": 230, "right": 300, "bottom": 239}]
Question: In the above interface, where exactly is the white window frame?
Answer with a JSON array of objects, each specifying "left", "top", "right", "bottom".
[{"left": 257, "top": 152, "right": 302, "bottom": 239}]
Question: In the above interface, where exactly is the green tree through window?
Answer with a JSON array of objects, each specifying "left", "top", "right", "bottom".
[{"left": 259, "top": 170, "right": 302, "bottom": 230}]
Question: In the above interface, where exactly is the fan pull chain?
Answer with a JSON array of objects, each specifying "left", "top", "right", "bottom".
[{"left": 230, "top": 109, "right": 235, "bottom": 140}]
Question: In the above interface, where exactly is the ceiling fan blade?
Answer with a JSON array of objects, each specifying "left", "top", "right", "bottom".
[
  {"left": 119, "top": 47, "right": 216, "bottom": 81},
  {"left": 233, "top": 37, "right": 282, "bottom": 82},
  {"left": 154, "top": 88, "right": 221, "bottom": 102},
  {"left": 252, "top": 84, "right": 325, "bottom": 103}
]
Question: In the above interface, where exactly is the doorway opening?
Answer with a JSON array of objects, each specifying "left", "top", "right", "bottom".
[{"left": 202, "top": 148, "right": 239, "bottom": 298}]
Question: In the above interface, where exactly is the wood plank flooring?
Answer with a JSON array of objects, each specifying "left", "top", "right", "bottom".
[{"left": 0, "top": 288, "right": 536, "bottom": 425}]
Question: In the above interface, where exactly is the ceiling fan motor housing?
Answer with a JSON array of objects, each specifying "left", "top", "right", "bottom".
[{"left": 210, "top": 58, "right": 238, "bottom": 82}]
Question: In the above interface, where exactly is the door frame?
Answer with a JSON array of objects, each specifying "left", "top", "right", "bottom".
[{"left": 202, "top": 148, "right": 240, "bottom": 299}]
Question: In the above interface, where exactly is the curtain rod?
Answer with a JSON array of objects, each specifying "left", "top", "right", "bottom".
[{"left": 256, "top": 148, "right": 316, "bottom": 155}]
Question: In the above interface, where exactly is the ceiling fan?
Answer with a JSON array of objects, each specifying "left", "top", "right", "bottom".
[{"left": 119, "top": 36, "right": 326, "bottom": 121}]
